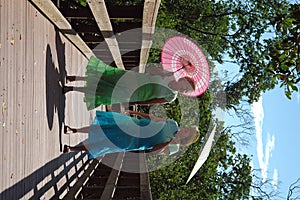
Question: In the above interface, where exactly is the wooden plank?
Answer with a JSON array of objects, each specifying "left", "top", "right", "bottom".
[
  {"left": 87, "top": 176, "right": 107, "bottom": 185},
  {"left": 30, "top": 0, "right": 94, "bottom": 58},
  {"left": 22, "top": 3, "right": 35, "bottom": 199},
  {"left": 0, "top": 0, "right": 94, "bottom": 199},
  {"left": 113, "top": 188, "right": 140, "bottom": 199},
  {"left": 139, "top": 153, "right": 153, "bottom": 200},
  {"left": 0, "top": 0, "right": 7, "bottom": 196},
  {"left": 15, "top": 1, "right": 27, "bottom": 198},
  {"left": 87, "top": 0, "right": 125, "bottom": 69},
  {"left": 100, "top": 153, "right": 124, "bottom": 200},
  {"left": 139, "top": 0, "right": 161, "bottom": 73},
  {"left": 3, "top": 1, "right": 16, "bottom": 198},
  {"left": 33, "top": 10, "right": 49, "bottom": 198}
]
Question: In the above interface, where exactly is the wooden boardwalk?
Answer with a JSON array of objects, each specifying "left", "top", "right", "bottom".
[
  {"left": 1, "top": 0, "right": 158, "bottom": 199},
  {"left": 0, "top": 0, "right": 101, "bottom": 199}
]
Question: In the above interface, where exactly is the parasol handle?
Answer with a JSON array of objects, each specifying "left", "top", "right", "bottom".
[
  {"left": 173, "top": 66, "right": 185, "bottom": 74},
  {"left": 174, "top": 59, "right": 196, "bottom": 75}
]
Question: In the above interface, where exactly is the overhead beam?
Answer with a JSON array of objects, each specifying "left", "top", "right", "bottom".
[
  {"left": 30, "top": 0, "right": 94, "bottom": 58},
  {"left": 87, "top": 0, "right": 125, "bottom": 69},
  {"left": 139, "top": 0, "right": 161, "bottom": 73}
]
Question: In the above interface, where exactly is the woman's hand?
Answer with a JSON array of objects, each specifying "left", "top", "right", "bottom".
[
  {"left": 123, "top": 110, "right": 132, "bottom": 115},
  {"left": 123, "top": 110, "right": 166, "bottom": 122}
]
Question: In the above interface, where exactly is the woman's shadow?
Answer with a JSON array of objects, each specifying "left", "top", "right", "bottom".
[{"left": 46, "top": 30, "right": 67, "bottom": 151}]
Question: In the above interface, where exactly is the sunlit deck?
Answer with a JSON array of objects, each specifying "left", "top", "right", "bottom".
[
  {"left": 0, "top": 0, "right": 99, "bottom": 199},
  {"left": 1, "top": 0, "right": 156, "bottom": 199}
]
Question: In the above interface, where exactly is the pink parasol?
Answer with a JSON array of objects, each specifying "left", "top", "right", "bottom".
[{"left": 161, "top": 36, "right": 210, "bottom": 97}]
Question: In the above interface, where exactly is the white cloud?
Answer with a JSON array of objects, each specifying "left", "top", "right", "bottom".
[
  {"left": 272, "top": 169, "right": 279, "bottom": 190},
  {"left": 252, "top": 96, "right": 276, "bottom": 182}
]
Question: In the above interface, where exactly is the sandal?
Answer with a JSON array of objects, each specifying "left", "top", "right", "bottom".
[
  {"left": 64, "top": 125, "right": 77, "bottom": 134},
  {"left": 63, "top": 86, "right": 73, "bottom": 94},
  {"left": 63, "top": 145, "right": 71, "bottom": 153},
  {"left": 66, "top": 76, "right": 76, "bottom": 83}
]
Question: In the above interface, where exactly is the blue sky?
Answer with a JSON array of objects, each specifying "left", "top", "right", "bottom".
[
  {"left": 247, "top": 0, "right": 300, "bottom": 196},
  {"left": 215, "top": 60, "right": 300, "bottom": 198},
  {"left": 215, "top": 63, "right": 300, "bottom": 198},
  {"left": 250, "top": 85, "right": 300, "bottom": 197}
]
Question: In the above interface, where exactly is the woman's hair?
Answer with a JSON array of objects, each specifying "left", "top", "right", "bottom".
[
  {"left": 178, "top": 125, "right": 200, "bottom": 146},
  {"left": 178, "top": 76, "right": 196, "bottom": 91}
]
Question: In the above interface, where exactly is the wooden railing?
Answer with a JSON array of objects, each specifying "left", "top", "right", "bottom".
[
  {"left": 29, "top": 0, "right": 160, "bottom": 199},
  {"left": 63, "top": 153, "right": 152, "bottom": 200}
]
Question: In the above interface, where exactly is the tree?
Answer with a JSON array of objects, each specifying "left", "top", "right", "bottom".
[
  {"left": 264, "top": 4, "right": 300, "bottom": 99},
  {"left": 155, "top": 0, "right": 299, "bottom": 107},
  {"left": 287, "top": 178, "right": 300, "bottom": 200}
]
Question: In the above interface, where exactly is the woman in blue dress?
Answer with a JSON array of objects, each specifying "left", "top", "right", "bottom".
[{"left": 63, "top": 110, "right": 199, "bottom": 158}]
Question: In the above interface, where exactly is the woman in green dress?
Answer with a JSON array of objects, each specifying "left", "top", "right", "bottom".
[{"left": 64, "top": 56, "right": 195, "bottom": 110}]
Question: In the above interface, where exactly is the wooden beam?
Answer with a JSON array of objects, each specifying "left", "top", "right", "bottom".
[
  {"left": 139, "top": 0, "right": 161, "bottom": 73},
  {"left": 87, "top": 0, "right": 125, "bottom": 69},
  {"left": 100, "top": 153, "right": 125, "bottom": 200},
  {"left": 30, "top": 0, "right": 94, "bottom": 58},
  {"left": 139, "top": 153, "right": 153, "bottom": 200}
]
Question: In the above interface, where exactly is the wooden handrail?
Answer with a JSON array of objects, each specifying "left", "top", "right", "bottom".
[
  {"left": 29, "top": 0, "right": 94, "bottom": 58},
  {"left": 87, "top": 0, "right": 125, "bottom": 69},
  {"left": 139, "top": 0, "right": 161, "bottom": 73}
]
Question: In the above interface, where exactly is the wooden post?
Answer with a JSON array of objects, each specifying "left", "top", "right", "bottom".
[
  {"left": 139, "top": 0, "right": 161, "bottom": 73},
  {"left": 87, "top": 0, "right": 125, "bottom": 69}
]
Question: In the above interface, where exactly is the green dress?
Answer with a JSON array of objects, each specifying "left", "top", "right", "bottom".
[{"left": 84, "top": 56, "right": 177, "bottom": 110}]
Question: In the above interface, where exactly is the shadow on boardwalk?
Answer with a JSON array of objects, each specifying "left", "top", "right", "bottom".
[
  {"left": 46, "top": 30, "right": 67, "bottom": 151},
  {"left": 0, "top": 152, "right": 88, "bottom": 200},
  {"left": 0, "top": 29, "right": 88, "bottom": 200}
]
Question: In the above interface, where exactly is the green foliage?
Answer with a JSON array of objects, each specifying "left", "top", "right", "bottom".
[
  {"left": 144, "top": 88, "right": 252, "bottom": 199},
  {"left": 264, "top": 4, "right": 300, "bottom": 99},
  {"left": 58, "top": 0, "right": 87, "bottom": 7},
  {"left": 149, "top": 126, "right": 253, "bottom": 199},
  {"left": 76, "top": 0, "right": 86, "bottom": 7},
  {"left": 154, "top": 0, "right": 299, "bottom": 106},
  {"left": 105, "top": 0, "right": 143, "bottom": 6}
]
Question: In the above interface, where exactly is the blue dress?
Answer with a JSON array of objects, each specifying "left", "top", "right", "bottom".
[{"left": 84, "top": 111, "right": 179, "bottom": 158}]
